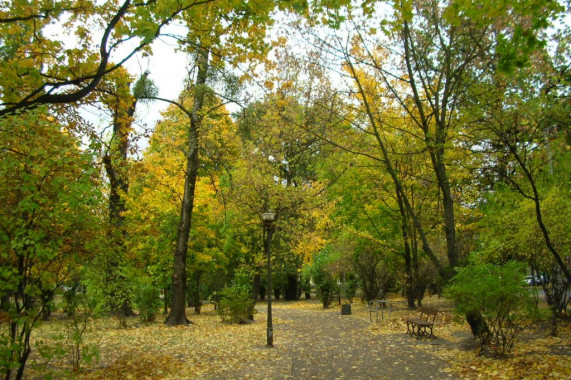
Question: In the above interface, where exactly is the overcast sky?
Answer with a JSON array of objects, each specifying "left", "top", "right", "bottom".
[{"left": 123, "top": 28, "right": 190, "bottom": 131}]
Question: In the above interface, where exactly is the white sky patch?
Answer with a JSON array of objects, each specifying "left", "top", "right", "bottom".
[{"left": 125, "top": 30, "right": 190, "bottom": 130}]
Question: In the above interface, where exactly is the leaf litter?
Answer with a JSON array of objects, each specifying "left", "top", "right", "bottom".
[{"left": 25, "top": 298, "right": 569, "bottom": 379}]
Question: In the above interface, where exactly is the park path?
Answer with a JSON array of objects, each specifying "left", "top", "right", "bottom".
[{"left": 212, "top": 301, "right": 458, "bottom": 380}]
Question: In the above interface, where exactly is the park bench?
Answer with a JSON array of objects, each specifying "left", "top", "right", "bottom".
[{"left": 405, "top": 306, "right": 437, "bottom": 338}]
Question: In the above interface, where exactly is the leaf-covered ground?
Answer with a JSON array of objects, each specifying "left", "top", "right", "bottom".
[{"left": 26, "top": 297, "right": 570, "bottom": 379}]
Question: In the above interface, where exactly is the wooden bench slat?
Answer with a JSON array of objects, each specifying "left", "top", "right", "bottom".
[{"left": 405, "top": 307, "right": 438, "bottom": 339}]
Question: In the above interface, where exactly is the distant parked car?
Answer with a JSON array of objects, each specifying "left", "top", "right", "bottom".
[{"left": 524, "top": 275, "right": 542, "bottom": 286}]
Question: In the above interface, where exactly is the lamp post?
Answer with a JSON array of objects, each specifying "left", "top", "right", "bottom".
[{"left": 262, "top": 210, "right": 276, "bottom": 347}]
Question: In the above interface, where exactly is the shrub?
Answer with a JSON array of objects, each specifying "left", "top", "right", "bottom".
[
  {"left": 317, "top": 279, "right": 337, "bottom": 308},
  {"left": 445, "top": 261, "right": 538, "bottom": 356},
  {"left": 64, "top": 291, "right": 99, "bottom": 370},
  {"left": 216, "top": 286, "right": 255, "bottom": 323},
  {"left": 309, "top": 248, "right": 339, "bottom": 308},
  {"left": 216, "top": 269, "right": 255, "bottom": 323},
  {"left": 341, "top": 273, "right": 359, "bottom": 302},
  {"left": 134, "top": 281, "right": 161, "bottom": 323},
  {"left": 36, "top": 288, "right": 99, "bottom": 371},
  {"left": 83, "top": 262, "right": 132, "bottom": 328}
]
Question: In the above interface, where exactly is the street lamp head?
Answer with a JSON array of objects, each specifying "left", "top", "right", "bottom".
[
  {"left": 262, "top": 211, "right": 276, "bottom": 221},
  {"left": 262, "top": 211, "right": 276, "bottom": 227}
]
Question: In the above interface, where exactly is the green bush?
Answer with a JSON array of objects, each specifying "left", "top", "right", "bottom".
[
  {"left": 83, "top": 262, "right": 132, "bottom": 327},
  {"left": 341, "top": 273, "right": 359, "bottom": 302},
  {"left": 309, "top": 249, "right": 339, "bottom": 308},
  {"left": 445, "top": 261, "right": 538, "bottom": 356},
  {"left": 216, "top": 285, "right": 255, "bottom": 323},
  {"left": 216, "top": 270, "right": 255, "bottom": 323},
  {"left": 36, "top": 288, "right": 99, "bottom": 372},
  {"left": 316, "top": 279, "right": 336, "bottom": 308},
  {"left": 64, "top": 292, "right": 99, "bottom": 370},
  {"left": 134, "top": 281, "right": 161, "bottom": 323}
]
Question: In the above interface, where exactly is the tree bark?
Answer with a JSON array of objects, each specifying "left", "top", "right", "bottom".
[
  {"left": 429, "top": 150, "right": 458, "bottom": 269},
  {"left": 402, "top": 20, "right": 459, "bottom": 272},
  {"left": 396, "top": 190, "right": 415, "bottom": 309},
  {"left": 285, "top": 274, "right": 298, "bottom": 301},
  {"left": 344, "top": 54, "right": 448, "bottom": 280},
  {"left": 253, "top": 272, "right": 261, "bottom": 301},
  {"left": 103, "top": 93, "right": 137, "bottom": 319},
  {"left": 166, "top": 46, "right": 210, "bottom": 326},
  {"left": 104, "top": 99, "right": 134, "bottom": 227}
]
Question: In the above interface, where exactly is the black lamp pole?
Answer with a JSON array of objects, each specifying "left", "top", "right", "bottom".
[{"left": 262, "top": 211, "right": 276, "bottom": 347}]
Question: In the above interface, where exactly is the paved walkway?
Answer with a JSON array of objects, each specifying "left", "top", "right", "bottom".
[
  {"left": 279, "top": 306, "right": 454, "bottom": 379},
  {"left": 215, "top": 302, "right": 458, "bottom": 379}
]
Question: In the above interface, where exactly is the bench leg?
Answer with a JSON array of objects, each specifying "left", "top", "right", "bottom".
[
  {"left": 406, "top": 321, "right": 415, "bottom": 336},
  {"left": 407, "top": 322, "right": 436, "bottom": 338},
  {"left": 427, "top": 325, "right": 435, "bottom": 338},
  {"left": 419, "top": 325, "right": 435, "bottom": 338},
  {"left": 411, "top": 323, "right": 422, "bottom": 338},
  {"left": 416, "top": 325, "right": 424, "bottom": 339}
]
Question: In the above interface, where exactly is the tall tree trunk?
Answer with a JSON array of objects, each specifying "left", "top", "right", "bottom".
[
  {"left": 411, "top": 228, "right": 423, "bottom": 307},
  {"left": 103, "top": 93, "right": 137, "bottom": 319},
  {"left": 253, "top": 272, "right": 261, "bottom": 301},
  {"left": 14, "top": 326, "right": 31, "bottom": 380},
  {"left": 429, "top": 150, "right": 458, "bottom": 270},
  {"left": 344, "top": 55, "right": 448, "bottom": 280},
  {"left": 285, "top": 274, "right": 298, "bottom": 301},
  {"left": 402, "top": 20, "right": 459, "bottom": 273},
  {"left": 166, "top": 46, "right": 210, "bottom": 326},
  {"left": 396, "top": 188, "right": 415, "bottom": 309},
  {"left": 193, "top": 272, "right": 202, "bottom": 314},
  {"left": 105, "top": 92, "right": 136, "bottom": 227}
]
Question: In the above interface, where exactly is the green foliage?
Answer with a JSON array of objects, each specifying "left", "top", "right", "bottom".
[
  {"left": 132, "top": 72, "right": 159, "bottom": 102},
  {"left": 216, "top": 269, "right": 255, "bottom": 323},
  {"left": 83, "top": 259, "right": 133, "bottom": 328},
  {"left": 134, "top": 279, "right": 162, "bottom": 323},
  {"left": 63, "top": 290, "right": 99, "bottom": 370},
  {"left": 104, "top": 269, "right": 132, "bottom": 328},
  {"left": 0, "top": 333, "right": 20, "bottom": 375},
  {"left": 445, "top": 261, "right": 538, "bottom": 355},
  {"left": 0, "top": 109, "right": 103, "bottom": 378},
  {"left": 0, "top": 0, "right": 569, "bottom": 375},
  {"left": 32, "top": 289, "right": 99, "bottom": 374},
  {"left": 341, "top": 273, "right": 359, "bottom": 302},
  {"left": 476, "top": 184, "right": 570, "bottom": 267},
  {"left": 216, "top": 287, "right": 255, "bottom": 324},
  {"left": 309, "top": 248, "right": 339, "bottom": 308}
]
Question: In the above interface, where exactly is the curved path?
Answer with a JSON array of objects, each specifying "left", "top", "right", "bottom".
[{"left": 216, "top": 302, "right": 458, "bottom": 379}]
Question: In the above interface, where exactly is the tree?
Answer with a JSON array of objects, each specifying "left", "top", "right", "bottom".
[
  {"left": 468, "top": 52, "right": 571, "bottom": 283},
  {"left": 302, "top": 0, "right": 564, "bottom": 283},
  {"left": 0, "top": 0, "right": 213, "bottom": 116},
  {"left": 309, "top": 247, "right": 340, "bottom": 308},
  {"left": 159, "top": 0, "right": 321, "bottom": 326},
  {"left": 98, "top": 68, "right": 144, "bottom": 324},
  {"left": 126, "top": 85, "right": 236, "bottom": 324},
  {"left": 0, "top": 109, "right": 102, "bottom": 379},
  {"left": 233, "top": 72, "right": 344, "bottom": 301},
  {"left": 461, "top": 25, "right": 571, "bottom": 334}
]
